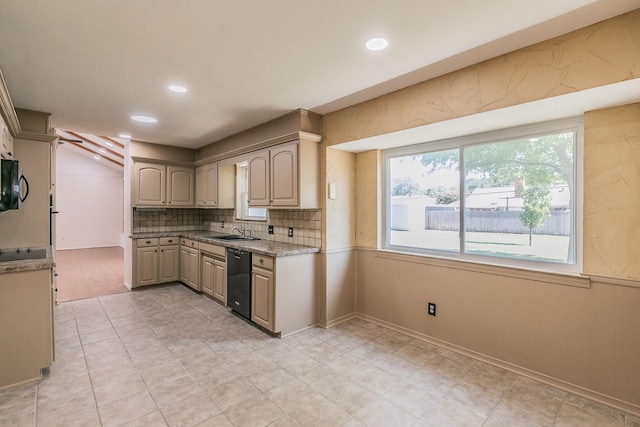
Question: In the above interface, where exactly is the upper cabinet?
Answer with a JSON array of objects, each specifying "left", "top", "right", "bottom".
[
  {"left": 248, "top": 139, "right": 319, "bottom": 209},
  {"left": 133, "top": 162, "right": 194, "bottom": 207},
  {"left": 195, "top": 162, "right": 235, "bottom": 208},
  {"left": 0, "top": 113, "right": 13, "bottom": 160},
  {"left": 167, "top": 165, "right": 194, "bottom": 206}
]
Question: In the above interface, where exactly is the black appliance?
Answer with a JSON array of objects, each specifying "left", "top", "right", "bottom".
[
  {"left": 226, "top": 248, "right": 252, "bottom": 321},
  {"left": 0, "top": 159, "right": 29, "bottom": 212}
]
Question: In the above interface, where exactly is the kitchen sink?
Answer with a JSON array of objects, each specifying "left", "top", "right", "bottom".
[
  {"left": 206, "top": 235, "right": 260, "bottom": 241},
  {"left": 0, "top": 248, "right": 47, "bottom": 262}
]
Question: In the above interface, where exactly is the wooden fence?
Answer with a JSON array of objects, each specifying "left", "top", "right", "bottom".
[{"left": 424, "top": 209, "right": 570, "bottom": 235}]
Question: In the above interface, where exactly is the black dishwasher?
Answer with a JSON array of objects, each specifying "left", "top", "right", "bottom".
[{"left": 226, "top": 248, "right": 252, "bottom": 321}]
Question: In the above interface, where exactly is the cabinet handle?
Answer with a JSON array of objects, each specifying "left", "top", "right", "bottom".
[
  {"left": 259, "top": 258, "right": 264, "bottom": 263},
  {"left": 167, "top": 239, "right": 173, "bottom": 243},
  {"left": 145, "top": 240, "right": 151, "bottom": 244},
  {"left": 155, "top": 249, "right": 158, "bottom": 252}
]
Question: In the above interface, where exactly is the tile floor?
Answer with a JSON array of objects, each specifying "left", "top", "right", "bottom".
[{"left": 1, "top": 283, "right": 638, "bottom": 427}]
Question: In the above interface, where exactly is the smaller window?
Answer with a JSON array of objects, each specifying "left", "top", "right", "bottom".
[{"left": 236, "top": 162, "right": 266, "bottom": 220}]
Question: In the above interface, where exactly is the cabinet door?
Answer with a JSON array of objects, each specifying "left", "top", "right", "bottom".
[
  {"left": 204, "top": 163, "right": 219, "bottom": 206},
  {"left": 159, "top": 245, "right": 179, "bottom": 283},
  {"left": 136, "top": 247, "right": 158, "bottom": 286},
  {"left": 195, "top": 165, "right": 206, "bottom": 206},
  {"left": 187, "top": 248, "right": 199, "bottom": 290},
  {"left": 167, "top": 166, "right": 194, "bottom": 206},
  {"left": 134, "top": 163, "right": 165, "bottom": 206},
  {"left": 213, "top": 258, "right": 226, "bottom": 303},
  {"left": 247, "top": 150, "right": 270, "bottom": 207},
  {"left": 201, "top": 255, "right": 214, "bottom": 296},
  {"left": 180, "top": 246, "right": 190, "bottom": 284},
  {"left": 252, "top": 266, "right": 274, "bottom": 331},
  {"left": 270, "top": 143, "right": 298, "bottom": 207}
]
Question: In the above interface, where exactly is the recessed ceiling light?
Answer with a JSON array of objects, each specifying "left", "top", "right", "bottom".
[
  {"left": 118, "top": 133, "right": 131, "bottom": 139},
  {"left": 99, "top": 148, "right": 107, "bottom": 154},
  {"left": 366, "top": 37, "right": 388, "bottom": 51},
  {"left": 105, "top": 142, "right": 114, "bottom": 147},
  {"left": 168, "top": 84, "right": 187, "bottom": 93},
  {"left": 130, "top": 115, "right": 157, "bottom": 124},
  {"left": 93, "top": 155, "right": 101, "bottom": 160}
]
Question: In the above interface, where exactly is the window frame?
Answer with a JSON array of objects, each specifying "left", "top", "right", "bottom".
[
  {"left": 235, "top": 163, "right": 267, "bottom": 221},
  {"left": 382, "top": 118, "right": 583, "bottom": 274}
]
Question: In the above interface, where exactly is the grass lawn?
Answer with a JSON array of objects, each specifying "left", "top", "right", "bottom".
[{"left": 390, "top": 230, "right": 570, "bottom": 262}]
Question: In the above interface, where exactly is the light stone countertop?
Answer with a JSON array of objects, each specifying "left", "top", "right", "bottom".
[
  {"left": 0, "top": 246, "right": 55, "bottom": 274},
  {"left": 130, "top": 230, "right": 320, "bottom": 257}
]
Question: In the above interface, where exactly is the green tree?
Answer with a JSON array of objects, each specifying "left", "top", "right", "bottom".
[
  {"left": 520, "top": 186, "right": 551, "bottom": 246},
  {"left": 391, "top": 178, "right": 420, "bottom": 196}
]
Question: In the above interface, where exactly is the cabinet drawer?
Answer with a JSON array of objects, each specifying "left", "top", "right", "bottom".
[
  {"left": 199, "top": 242, "right": 226, "bottom": 258},
  {"left": 252, "top": 254, "right": 274, "bottom": 270},
  {"left": 136, "top": 238, "right": 159, "bottom": 247},
  {"left": 159, "top": 237, "right": 178, "bottom": 246},
  {"left": 180, "top": 238, "right": 198, "bottom": 248}
]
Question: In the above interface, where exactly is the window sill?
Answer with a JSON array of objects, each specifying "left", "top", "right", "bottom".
[{"left": 372, "top": 248, "right": 591, "bottom": 289}]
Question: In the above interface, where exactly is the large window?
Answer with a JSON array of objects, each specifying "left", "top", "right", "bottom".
[{"left": 384, "top": 120, "right": 581, "bottom": 270}]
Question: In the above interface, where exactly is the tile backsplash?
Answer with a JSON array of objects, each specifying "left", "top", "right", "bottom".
[{"left": 133, "top": 208, "right": 321, "bottom": 247}]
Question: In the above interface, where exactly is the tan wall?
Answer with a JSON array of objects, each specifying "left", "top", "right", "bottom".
[
  {"left": 0, "top": 138, "right": 51, "bottom": 247},
  {"left": 320, "top": 9, "right": 640, "bottom": 411},
  {"left": 584, "top": 103, "right": 640, "bottom": 281},
  {"left": 130, "top": 140, "right": 195, "bottom": 163},
  {"left": 356, "top": 250, "right": 640, "bottom": 409}
]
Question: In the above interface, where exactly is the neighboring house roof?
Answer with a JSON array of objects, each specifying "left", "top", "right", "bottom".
[{"left": 446, "top": 185, "right": 570, "bottom": 210}]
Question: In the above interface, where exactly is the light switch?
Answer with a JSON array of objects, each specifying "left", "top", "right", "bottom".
[{"left": 328, "top": 182, "right": 337, "bottom": 200}]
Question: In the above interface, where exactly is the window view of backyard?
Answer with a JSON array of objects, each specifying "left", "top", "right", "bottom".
[{"left": 388, "top": 130, "right": 575, "bottom": 264}]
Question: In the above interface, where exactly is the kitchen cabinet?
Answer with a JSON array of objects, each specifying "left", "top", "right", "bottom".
[
  {"left": 251, "top": 253, "right": 317, "bottom": 336},
  {"left": 247, "top": 139, "right": 319, "bottom": 209},
  {"left": 0, "top": 269, "right": 54, "bottom": 387},
  {"left": 195, "top": 162, "right": 235, "bottom": 208},
  {"left": 133, "top": 162, "right": 194, "bottom": 207},
  {"left": 251, "top": 257, "right": 274, "bottom": 331},
  {"left": 133, "top": 163, "right": 165, "bottom": 206},
  {"left": 167, "top": 165, "right": 194, "bottom": 206},
  {"left": 134, "top": 237, "right": 179, "bottom": 287},
  {"left": 200, "top": 241, "right": 226, "bottom": 303},
  {"left": 1, "top": 114, "right": 13, "bottom": 160},
  {"left": 180, "top": 238, "right": 199, "bottom": 291}
]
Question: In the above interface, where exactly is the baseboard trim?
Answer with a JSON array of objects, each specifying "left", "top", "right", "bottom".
[
  {"left": 355, "top": 312, "right": 640, "bottom": 417},
  {"left": 318, "top": 312, "right": 358, "bottom": 329}
]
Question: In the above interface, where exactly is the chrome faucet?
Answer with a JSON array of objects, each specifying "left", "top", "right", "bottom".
[{"left": 232, "top": 225, "right": 246, "bottom": 238}]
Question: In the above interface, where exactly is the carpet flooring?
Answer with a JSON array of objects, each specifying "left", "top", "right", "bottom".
[{"left": 55, "top": 246, "right": 127, "bottom": 302}]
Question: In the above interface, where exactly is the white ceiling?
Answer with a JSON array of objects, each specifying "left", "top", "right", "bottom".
[{"left": 0, "top": 0, "right": 638, "bottom": 149}]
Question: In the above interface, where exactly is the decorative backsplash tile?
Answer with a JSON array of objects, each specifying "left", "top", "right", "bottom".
[{"left": 133, "top": 208, "right": 321, "bottom": 248}]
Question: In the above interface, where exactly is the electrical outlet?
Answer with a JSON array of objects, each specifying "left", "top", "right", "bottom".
[
  {"left": 288, "top": 227, "right": 293, "bottom": 238},
  {"left": 220, "top": 221, "right": 224, "bottom": 228},
  {"left": 268, "top": 225, "right": 274, "bottom": 235},
  {"left": 428, "top": 302, "right": 436, "bottom": 316}
]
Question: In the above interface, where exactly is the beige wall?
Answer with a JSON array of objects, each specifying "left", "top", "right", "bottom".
[
  {"left": 321, "top": 9, "right": 640, "bottom": 411},
  {"left": 584, "top": 103, "right": 640, "bottom": 281}
]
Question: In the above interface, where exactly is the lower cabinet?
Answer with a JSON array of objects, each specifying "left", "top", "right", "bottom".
[
  {"left": 180, "top": 241, "right": 199, "bottom": 291},
  {"left": 135, "top": 237, "right": 179, "bottom": 287},
  {"left": 251, "top": 264, "right": 274, "bottom": 331},
  {"left": 200, "top": 242, "right": 227, "bottom": 303},
  {"left": 251, "top": 253, "right": 316, "bottom": 336}
]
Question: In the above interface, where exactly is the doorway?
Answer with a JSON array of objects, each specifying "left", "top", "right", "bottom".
[{"left": 55, "top": 131, "right": 126, "bottom": 302}]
